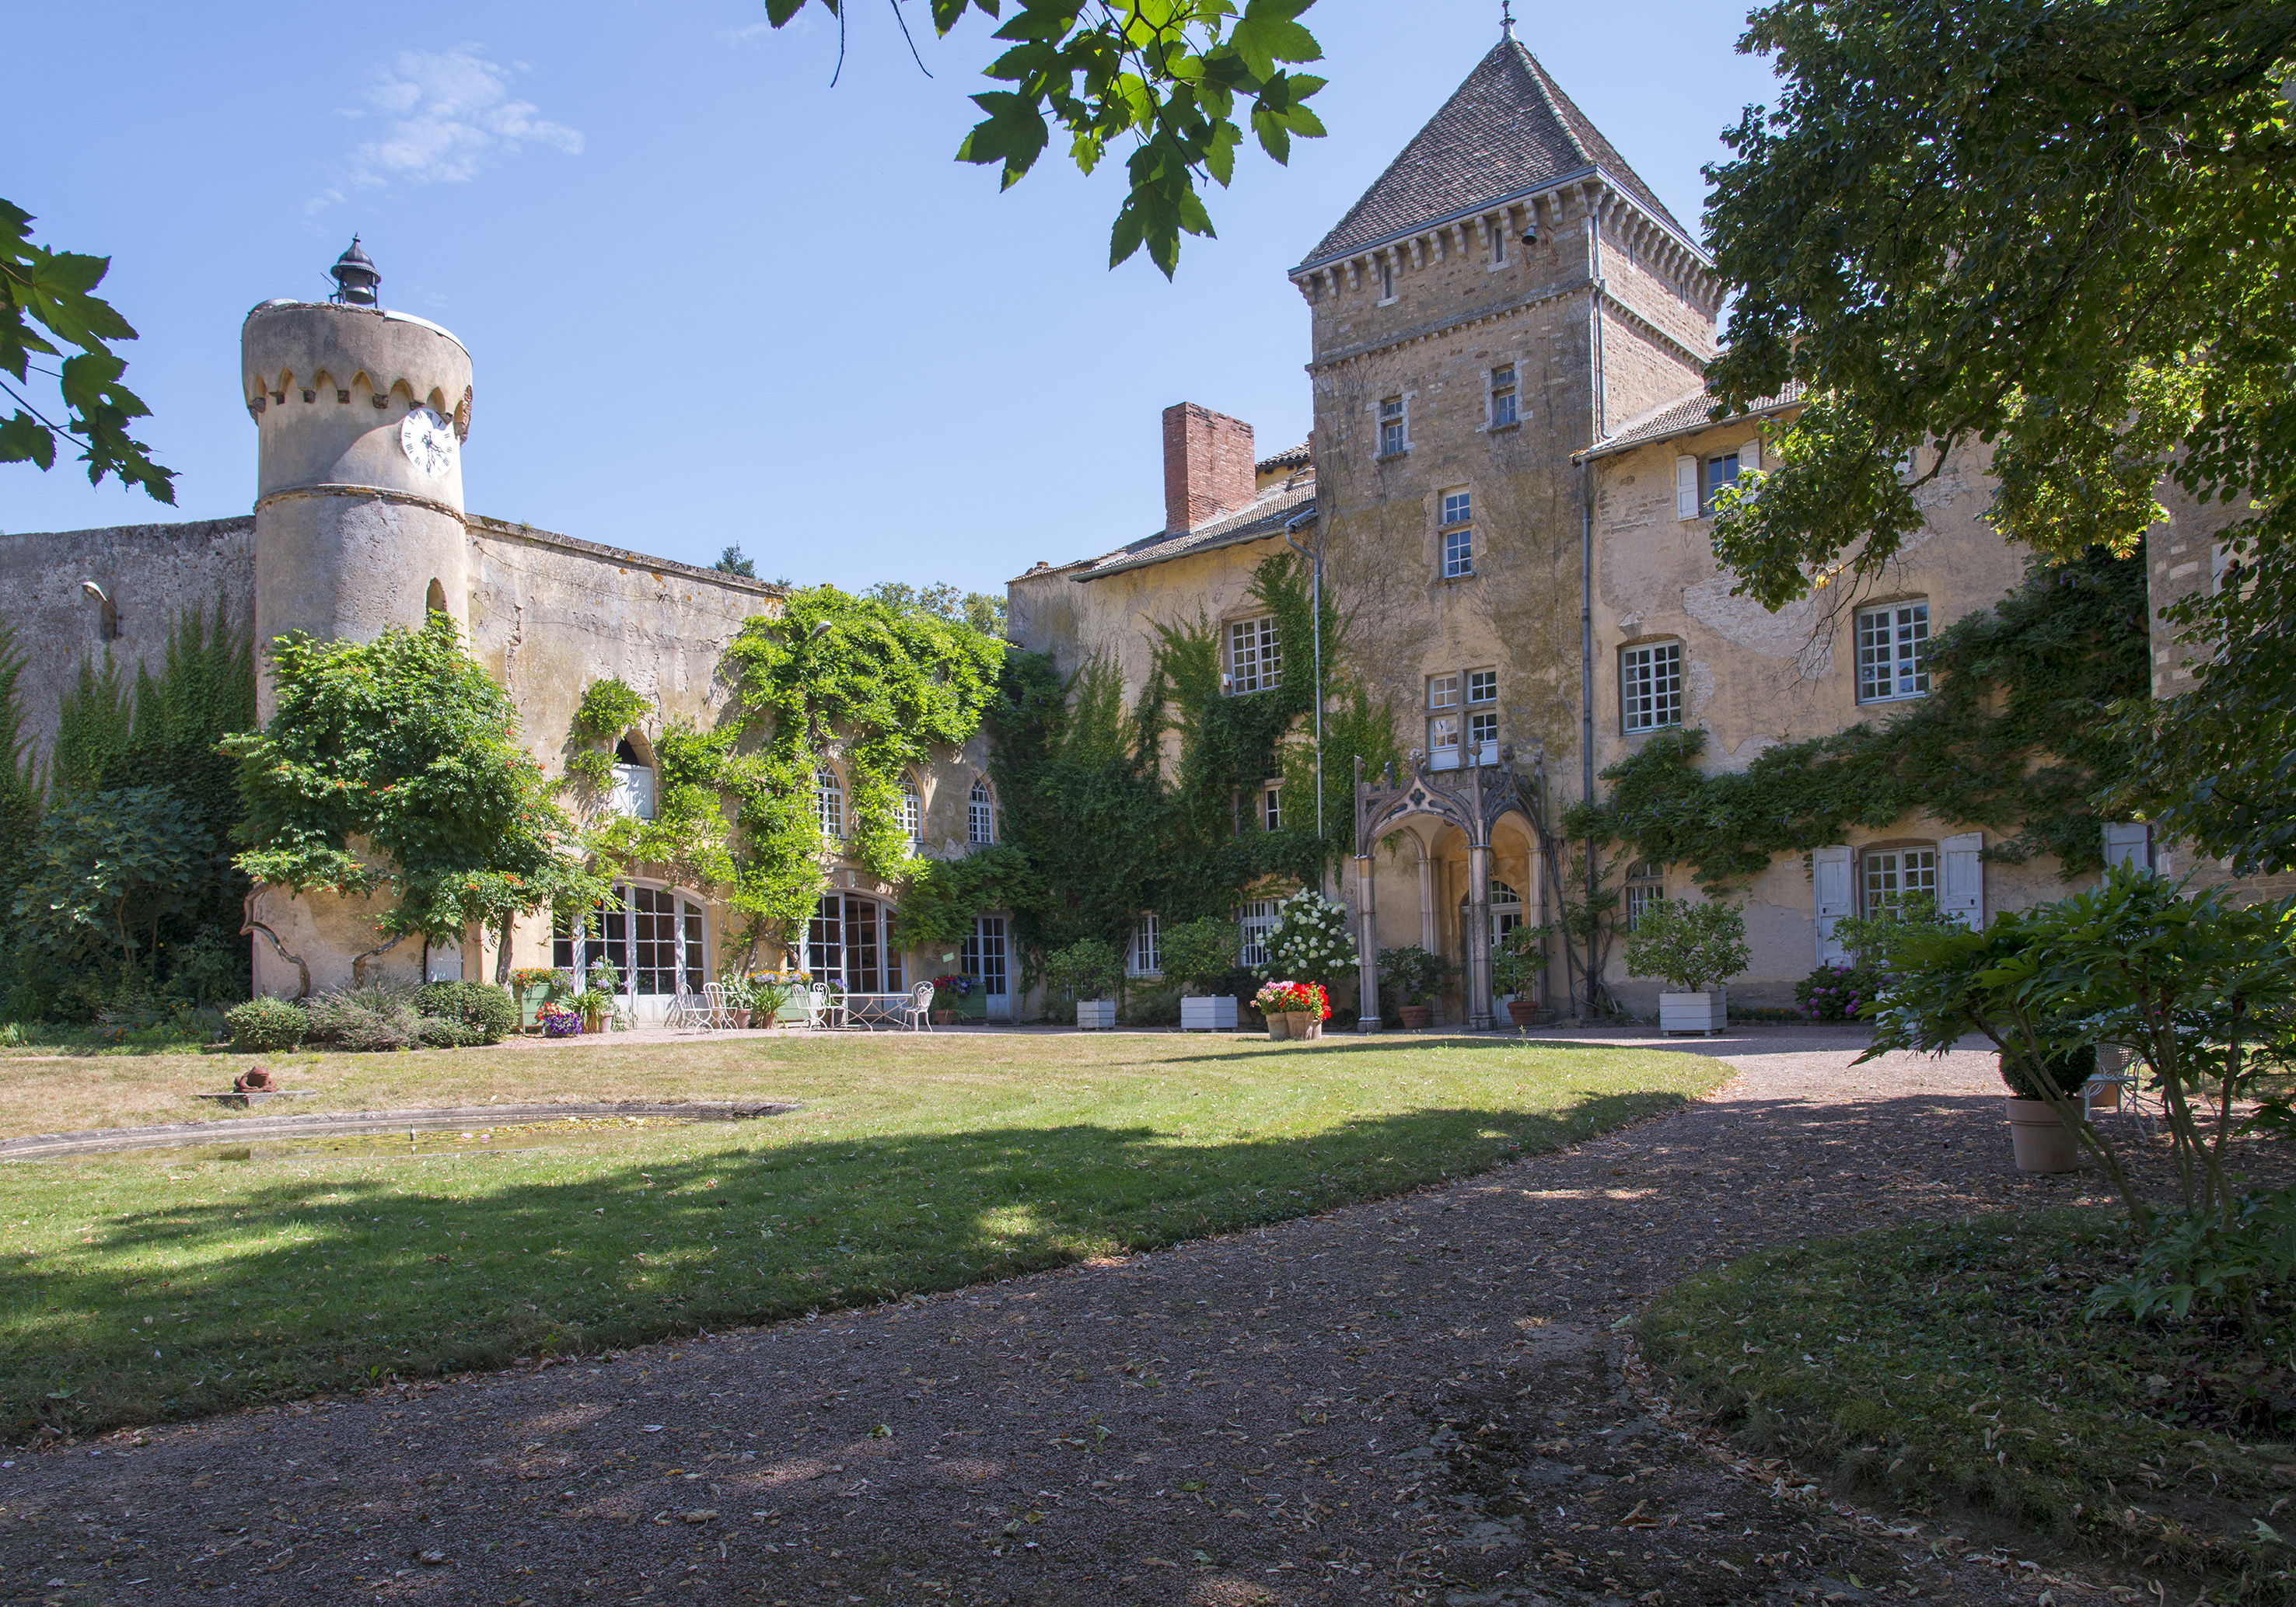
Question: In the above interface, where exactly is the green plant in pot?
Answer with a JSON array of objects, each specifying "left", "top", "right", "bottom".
[
  {"left": 1043, "top": 938, "right": 1125, "bottom": 1029},
  {"left": 1491, "top": 924, "right": 1553, "bottom": 1025},
  {"left": 749, "top": 977, "right": 794, "bottom": 1025},
  {"left": 1624, "top": 899, "right": 1749, "bottom": 1035},
  {"left": 1161, "top": 917, "right": 1242, "bottom": 1030},
  {"left": 717, "top": 968, "right": 759, "bottom": 1027},
  {"left": 1998, "top": 1041, "right": 2099, "bottom": 1173},
  {"left": 1376, "top": 945, "right": 1455, "bottom": 1029}
]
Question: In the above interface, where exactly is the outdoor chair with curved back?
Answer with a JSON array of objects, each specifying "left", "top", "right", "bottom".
[{"left": 900, "top": 980, "right": 935, "bottom": 1031}]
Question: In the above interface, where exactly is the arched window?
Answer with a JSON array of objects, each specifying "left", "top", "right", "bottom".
[
  {"left": 1459, "top": 879, "right": 1525, "bottom": 947},
  {"left": 899, "top": 776, "right": 923, "bottom": 847},
  {"left": 425, "top": 578, "right": 448, "bottom": 617},
  {"left": 968, "top": 778, "right": 995, "bottom": 846},
  {"left": 816, "top": 768, "right": 844, "bottom": 840},
  {"left": 611, "top": 733, "right": 656, "bottom": 821}
]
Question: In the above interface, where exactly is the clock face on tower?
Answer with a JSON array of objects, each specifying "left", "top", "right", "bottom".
[{"left": 399, "top": 406, "right": 458, "bottom": 478}]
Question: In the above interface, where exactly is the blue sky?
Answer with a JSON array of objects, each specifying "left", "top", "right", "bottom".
[{"left": 4, "top": 1, "right": 1780, "bottom": 592}]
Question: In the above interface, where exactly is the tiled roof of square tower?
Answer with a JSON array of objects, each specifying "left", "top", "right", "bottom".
[{"left": 1298, "top": 37, "right": 1694, "bottom": 271}]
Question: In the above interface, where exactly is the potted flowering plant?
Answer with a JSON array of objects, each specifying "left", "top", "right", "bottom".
[
  {"left": 1377, "top": 945, "right": 1454, "bottom": 1029},
  {"left": 931, "top": 973, "right": 977, "bottom": 1026},
  {"left": 1261, "top": 892, "right": 1357, "bottom": 1019},
  {"left": 509, "top": 966, "right": 568, "bottom": 1030},
  {"left": 1625, "top": 899, "right": 1750, "bottom": 1035},
  {"left": 717, "top": 968, "right": 758, "bottom": 1029},
  {"left": 536, "top": 1000, "right": 582, "bottom": 1039}
]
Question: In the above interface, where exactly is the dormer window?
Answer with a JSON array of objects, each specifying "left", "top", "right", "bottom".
[{"left": 610, "top": 735, "right": 656, "bottom": 820}]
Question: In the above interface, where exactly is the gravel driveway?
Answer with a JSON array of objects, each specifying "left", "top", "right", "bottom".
[{"left": 0, "top": 1026, "right": 2151, "bottom": 1606}]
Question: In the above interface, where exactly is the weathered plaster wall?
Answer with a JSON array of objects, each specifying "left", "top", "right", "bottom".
[
  {"left": 1585, "top": 424, "right": 2073, "bottom": 1010},
  {"left": 0, "top": 517, "right": 256, "bottom": 774}
]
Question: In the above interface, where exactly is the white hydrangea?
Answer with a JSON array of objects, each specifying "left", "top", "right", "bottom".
[{"left": 1262, "top": 889, "right": 1358, "bottom": 983}]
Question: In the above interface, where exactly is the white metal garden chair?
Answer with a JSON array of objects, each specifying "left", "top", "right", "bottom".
[
  {"left": 781, "top": 983, "right": 834, "bottom": 1031},
  {"left": 899, "top": 980, "right": 935, "bottom": 1032},
  {"left": 666, "top": 991, "right": 716, "bottom": 1033},
  {"left": 703, "top": 983, "right": 734, "bottom": 1031}
]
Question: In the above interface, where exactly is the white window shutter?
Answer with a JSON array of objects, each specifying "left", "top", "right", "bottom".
[
  {"left": 1812, "top": 845, "right": 1854, "bottom": 962},
  {"left": 1675, "top": 455, "right": 1699, "bottom": 521},
  {"left": 1940, "top": 832, "right": 1984, "bottom": 929},
  {"left": 2102, "top": 821, "right": 2153, "bottom": 872},
  {"left": 1743, "top": 435, "right": 1760, "bottom": 473}
]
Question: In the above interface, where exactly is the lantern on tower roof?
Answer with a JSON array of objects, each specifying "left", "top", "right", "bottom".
[{"left": 329, "top": 237, "right": 380, "bottom": 306}]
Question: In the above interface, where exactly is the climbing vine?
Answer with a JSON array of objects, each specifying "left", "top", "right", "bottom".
[
  {"left": 1566, "top": 549, "right": 2151, "bottom": 886},
  {"left": 564, "top": 676, "right": 648, "bottom": 789},
  {"left": 986, "top": 552, "right": 1402, "bottom": 966}
]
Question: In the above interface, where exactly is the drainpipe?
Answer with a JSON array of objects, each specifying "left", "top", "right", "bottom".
[
  {"left": 1579, "top": 194, "right": 1608, "bottom": 1020},
  {"left": 1284, "top": 510, "right": 1324, "bottom": 845}
]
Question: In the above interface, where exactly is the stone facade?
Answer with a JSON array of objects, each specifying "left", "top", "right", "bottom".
[{"left": 2, "top": 292, "right": 1005, "bottom": 1018}]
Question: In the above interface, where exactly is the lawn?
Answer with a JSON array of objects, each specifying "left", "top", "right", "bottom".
[
  {"left": 0, "top": 1030, "right": 1724, "bottom": 1442},
  {"left": 1641, "top": 1210, "right": 2296, "bottom": 1603}
]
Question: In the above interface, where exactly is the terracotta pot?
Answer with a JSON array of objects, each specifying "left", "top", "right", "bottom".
[
  {"left": 732, "top": 1009, "right": 752, "bottom": 1029},
  {"left": 582, "top": 1011, "right": 606, "bottom": 1036},
  {"left": 1506, "top": 1000, "right": 1546, "bottom": 1027},
  {"left": 1267, "top": 1013, "right": 1291, "bottom": 1042},
  {"left": 1282, "top": 1011, "right": 1311, "bottom": 1041},
  {"left": 1398, "top": 1004, "right": 1432, "bottom": 1030},
  {"left": 2006, "top": 1097, "right": 2079, "bottom": 1172},
  {"left": 933, "top": 1009, "right": 956, "bottom": 1026}
]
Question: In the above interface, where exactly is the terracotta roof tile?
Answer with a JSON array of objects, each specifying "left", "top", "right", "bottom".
[
  {"left": 1301, "top": 39, "right": 1693, "bottom": 270},
  {"left": 1578, "top": 382, "right": 1805, "bottom": 459},
  {"left": 1068, "top": 480, "right": 1319, "bottom": 583}
]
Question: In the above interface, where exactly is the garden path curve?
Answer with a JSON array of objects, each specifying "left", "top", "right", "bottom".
[{"left": 0, "top": 1026, "right": 2136, "bottom": 1606}]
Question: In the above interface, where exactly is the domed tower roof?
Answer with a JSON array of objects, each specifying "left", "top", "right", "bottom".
[{"left": 329, "top": 236, "right": 381, "bottom": 306}]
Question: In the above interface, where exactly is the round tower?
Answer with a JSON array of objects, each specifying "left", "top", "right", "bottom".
[{"left": 242, "top": 239, "right": 473, "bottom": 715}]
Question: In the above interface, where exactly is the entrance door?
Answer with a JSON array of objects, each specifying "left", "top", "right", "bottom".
[
  {"left": 554, "top": 883, "right": 708, "bottom": 1023},
  {"left": 963, "top": 914, "right": 1010, "bottom": 1021},
  {"left": 809, "top": 894, "right": 904, "bottom": 994}
]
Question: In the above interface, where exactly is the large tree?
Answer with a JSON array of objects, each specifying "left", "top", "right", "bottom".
[
  {"left": 1, "top": 200, "right": 173, "bottom": 501},
  {"left": 1700, "top": 0, "right": 2296, "bottom": 873},
  {"left": 759, "top": 0, "right": 1326, "bottom": 274}
]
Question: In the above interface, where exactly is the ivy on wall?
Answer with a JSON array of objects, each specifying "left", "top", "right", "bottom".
[
  {"left": 985, "top": 552, "right": 1402, "bottom": 966},
  {"left": 1566, "top": 549, "right": 2150, "bottom": 886}
]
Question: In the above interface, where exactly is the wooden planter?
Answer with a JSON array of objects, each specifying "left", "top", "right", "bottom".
[
  {"left": 1397, "top": 1004, "right": 1432, "bottom": 1030},
  {"left": 2006, "top": 1098, "right": 2080, "bottom": 1172},
  {"left": 1077, "top": 999, "right": 1117, "bottom": 1030},
  {"left": 1179, "top": 995, "right": 1238, "bottom": 1032},
  {"left": 1659, "top": 988, "right": 1728, "bottom": 1036}
]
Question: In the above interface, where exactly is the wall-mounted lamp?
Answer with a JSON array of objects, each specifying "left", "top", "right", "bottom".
[{"left": 82, "top": 580, "right": 121, "bottom": 641}]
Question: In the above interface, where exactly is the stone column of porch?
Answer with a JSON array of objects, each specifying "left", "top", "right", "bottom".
[
  {"left": 1354, "top": 854, "right": 1381, "bottom": 1032},
  {"left": 1466, "top": 842, "right": 1495, "bottom": 1028}
]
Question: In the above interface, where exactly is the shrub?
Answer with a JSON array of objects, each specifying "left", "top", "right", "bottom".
[
  {"left": 1124, "top": 983, "right": 1182, "bottom": 1026},
  {"left": 225, "top": 995, "right": 309, "bottom": 1052},
  {"left": 1261, "top": 890, "right": 1356, "bottom": 987},
  {"left": 413, "top": 981, "right": 519, "bottom": 1045},
  {"left": 1043, "top": 938, "right": 1124, "bottom": 1002},
  {"left": 1624, "top": 899, "right": 1750, "bottom": 992},
  {"left": 1795, "top": 959, "right": 1883, "bottom": 1022},
  {"left": 1997, "top": 1041, "right": 2098, "bottom": 1101},
  {"left": 1159, "top": 917, "right": 1241, "bottom": 991},
  {"left": 1377, "top": 945, "right": 1453, "bottom": 1008},
  {"left": 304, "top": 985, "right": 430, "bottom": 1053}
]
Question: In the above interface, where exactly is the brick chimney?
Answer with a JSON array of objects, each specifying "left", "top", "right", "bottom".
[{"left": 1162, "top": 403, "right": 1255, "bottom": 533}]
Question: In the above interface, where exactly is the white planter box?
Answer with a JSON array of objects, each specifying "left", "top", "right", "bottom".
[
  {"left": 1659, "top": 988, "right": 1727, "bottom": 1035},
  {"left": 1077, "top": 999, "right": 1118, "bottom": 1030},
  {"left": 1180, "top": 995, "right": 1239, "bottom": 1032}
]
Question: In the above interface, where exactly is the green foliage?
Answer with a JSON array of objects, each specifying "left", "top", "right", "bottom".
[
  {"left": 229, "top": 616, "right": 595, "bottom": 947},
  {"left": 1376, "top": 945, "right": 1453, "bottom": 1008},
  {"left": 718, "top": 585, "right": 1004, "bottom": 942},
  {"left": 15, "top": 786, "right": 217, "bottom": 983},
  {"left": 1702, "top": 0, "right": 2296, "bottom": 875},
  {"left": 0, "top": 198, "right": 173, "bottom": 501},
  {"left": 861, "top": 582, "right": 1008, "bottom": 639},
  {"left": 1864, "top": 867, "right": 2296, "bottom": 1284},
  {"left": 1159, "top": 916, "right": 1240, "bottom": 990},
  {"left": 1041, "top": 938, "right": 1124, "bottom": 1003},
  {"left": 571, "top": 677, "right": 649, "bottom": 744},
  {"left": 412, "top": 981, "right": 518, "bottom": 1045},
  {"left": 757, "top": 1, "right": 1328, "bottom": 277},
  {"left": 1997, "top": 1042, "right": 2098, "bottom": 1103},
  {"left": 894, "top": 845, "right": 1037, "bottom": 952},
  {"left": 222, "top": 995, "right": 309, "bottom": 1053},
  {"left": 1623, "top": 899, "right": 1749, "bottom": 993},
  {"left": 713, "top": 544, "right": 757, "bottom": 578},
  {"left": 0, "top": 630, "right": 39, "bottom": 939},
  {"left": 1490, "top": 924, "right": 1549, "bottom": 998},
  {"left": 1260, "top": 888, "right": 1353, "bottom": 986},
  {"left": 1573, "top": 550, "right": 2148, "bottom": 885},
  {"left": 1793, "top": 960, "right": 1879, "bottom": 1023},
  {"left": 302, "top": 985, "right": 446, "bottom": 1053}
]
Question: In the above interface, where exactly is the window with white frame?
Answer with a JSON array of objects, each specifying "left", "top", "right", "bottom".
[
  {"left": 1459, "top": 879, "right": 1525, "bottom": 948},
  {"left": 961, "top": 914, "right": 1008, "bottom": 997},
  {"left": 1863, "top": 846, "right": 1938, "bottom": 917},
  {"left": 1379, "top": 396, "right": 1406, "bottom": 456},
  {"left": 1623, "top": 861, "right": 1667, "bottom": 931},
  {"left": 1439, "top": 489, "right": 1474, "bottom": 578},
  {"left": 1620, "top": 641, "right": 1683, "bottom": 732},
  {"left": 1701, "top": 452, "right": 1740, "bottom": 515},
  {"left": 1466, "top": 669, "right": 1497, "bottom": 707},
  {"left": 1130, "top": 913, "right": 1162, "bottom": 977},
  {"left": 1262, "top": 783, "right": 1282, "bottom": 831},
  {"left": 816, "top": 767, "right": 844, "bottom": 839},
  {"left": 1489, "top": 365, "right": 1518, "bottom": 428},
  {"left": 1228, "top": 615, "right": 1281, "bottom": 693},
  {"left": 1238, "top": 898, "right": 1284, "bottom": 969},
  {"left": 610, "top": 736, "right": 656, "bottom": 821},
  {"left": 1855, "top": 601, "right": 1931, "bottom": 702},
  {"left": 1468, "top": 707, "right": 1498, "bottom": 756},
  {"left": 1428, "top": 672, "right": 1461, "bottom": 765},
  {"left": 899, "top": 777, "right": 923, "bottom": 847},
  {"left": 967, "top": 778, "right": 995, "bottom": 845}
]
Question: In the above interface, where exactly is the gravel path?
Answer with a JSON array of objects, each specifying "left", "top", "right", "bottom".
[{"left": 0, "top": 1027, "right": 2158, "bottom": 1607}]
